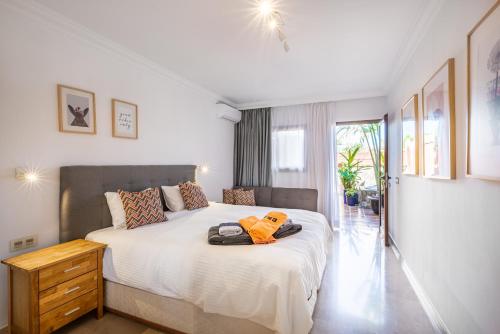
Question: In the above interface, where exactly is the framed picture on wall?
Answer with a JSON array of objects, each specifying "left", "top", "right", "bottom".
[
  {"left": 467, "top": 1, "right": 500, "bottom": 181},
  {"left": 421, "top": 58, "right": 456, "bottom": 180},
  {"left": 58, "top": 84, "right": 96, "bottom": 134},
  {"left": 401, "top": 94, "right": 419, "bottom": 175},
  {"left": 112, "top": 99, "right": 138, "bottom": 139}
]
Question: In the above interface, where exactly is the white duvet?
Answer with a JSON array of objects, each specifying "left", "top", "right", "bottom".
[{"left": 86, "top": 202, "right": 332, "bottom": 334}]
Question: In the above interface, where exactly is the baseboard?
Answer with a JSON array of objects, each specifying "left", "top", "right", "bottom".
[{"left": 389, "top": 238, "right": 451, "bottom": 334}]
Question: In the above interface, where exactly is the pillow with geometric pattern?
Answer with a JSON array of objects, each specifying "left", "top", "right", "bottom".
[
  {"left": 118, "top": 188, "right": 166, "bottom": 229},
  {"left": 179, "top": 182, "right": 209, "bottom": 210},
  {"left": 222, "top": 189, "right": 235, "bottom": 204},
  {"left": 233, "top": 188, "right": 256, "bottom": 206}
]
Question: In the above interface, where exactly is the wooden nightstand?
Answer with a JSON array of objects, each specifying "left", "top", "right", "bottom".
[{"left": 1, "top": 239, "right": 106, "bottom": 334}]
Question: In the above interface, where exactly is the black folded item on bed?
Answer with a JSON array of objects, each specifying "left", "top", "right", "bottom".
[{"left": 208, "top": 222, "right": 302, "bottom": 245}]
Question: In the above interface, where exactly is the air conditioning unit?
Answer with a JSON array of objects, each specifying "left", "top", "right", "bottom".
[{"left": 216, "top": 104, "right": 241, "bottom": 123}]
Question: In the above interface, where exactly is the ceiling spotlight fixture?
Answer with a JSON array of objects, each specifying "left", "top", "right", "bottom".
[
  {"left": 268, "top": 19, "right": 278, "bottom": 30},
  {"left": 256, "top": 1, "right": 290, "bottom": 52},
  {"left": 259, "top": 0, "right": 273, "bottom": 16},
  {"left": 277, "top": 29, "right": 286, "bottom": 42},
  {"left": 283, "top": 41, "right": 290, "bottom": 52}
]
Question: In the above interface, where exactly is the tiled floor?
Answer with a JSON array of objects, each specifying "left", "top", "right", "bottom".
[
  {"left": 338, "top": 199, "right": 383, "bottom": 228},
  {"left": 310, "top": 223, "right": 434, "bottom": 333},
  {"left": 1, "top": 210, "right": 434, "bottom": 334}
]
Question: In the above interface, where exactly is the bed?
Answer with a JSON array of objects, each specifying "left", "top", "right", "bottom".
[{"left": 60, "top": 165, "right": 333, "bottom": 334}]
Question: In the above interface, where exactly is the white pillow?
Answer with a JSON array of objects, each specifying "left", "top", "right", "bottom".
[
  {"left": 161, "top": 185, "right": 185, "bottom": 212},
  {"left": 104, "top": 192, "right": 126, "bottom": 229}
]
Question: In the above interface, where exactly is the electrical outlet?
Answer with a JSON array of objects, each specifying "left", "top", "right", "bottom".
[
  {"left": 9, "top": 235, "right": 38, "bottom": 252},
  {"left": 10, "top": 238, "right": 24, "bottom": 252},
  {"left": 24, "top": 235, "right": 38, "bottom": 248}
]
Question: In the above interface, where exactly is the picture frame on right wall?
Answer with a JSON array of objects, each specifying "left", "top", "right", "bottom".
[
  {"left": 421, "top": 58, "right": 456, "bottom": 180},
  {"left": 401, "top": 94, "right": 419, "bottom": 175},
  {"left": 467, "top": 1, "right": 500, "bottom": 181}
]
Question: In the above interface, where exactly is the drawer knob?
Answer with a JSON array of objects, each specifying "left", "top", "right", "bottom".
[
  {"left": 64, "top": 286, "right": 81, "bottom": 295},
  {"left": 64, "top": 265, "right": 81, "bottom": 273},
  {"left": 64, "top": 307, "right": 80, "bottom": 317}
]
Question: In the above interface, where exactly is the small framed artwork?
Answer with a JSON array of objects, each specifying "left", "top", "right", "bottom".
[
  {"left": 467, "top": 1, "right": 500, "bottom": 181},
  {"left": 58, "top": 85, "right": 96, "bottom": 134},
  {"left": 112, "top": 99, "right": 138, "bottom": 139},
  {"left": 401, "top": 94, "right": 419, "bottom": 175},
  {"left": 421, "top": 58, "right": 456, "bottom": 180}
]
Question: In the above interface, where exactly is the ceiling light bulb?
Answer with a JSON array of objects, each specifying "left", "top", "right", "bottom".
[
  {"left": 268, "top": 19, "right": 278, "bottom": 30},
  {"left": 259, "top": 1, "right": 273, "bottom": 16}
]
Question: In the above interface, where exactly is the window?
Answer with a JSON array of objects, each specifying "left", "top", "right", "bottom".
[{"left": 272, "top": 127, "right": 305, "bottom": 171}]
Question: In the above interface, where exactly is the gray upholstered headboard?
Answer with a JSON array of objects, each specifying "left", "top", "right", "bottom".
[{"left": 59, "top": 165, "right": 196, "bottom": 242}]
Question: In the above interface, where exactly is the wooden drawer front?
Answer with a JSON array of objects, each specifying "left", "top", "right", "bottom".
[
  {"left": 39, "top": 252, "right": 97, "bottom": 291},
  {"left": 39, "top": 270, "right": 97, "bottom": 314},
  {"left": 40, "top": 289, "right": 97, "bottom": 334}
]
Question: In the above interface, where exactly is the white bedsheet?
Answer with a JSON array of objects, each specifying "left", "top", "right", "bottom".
[{"left": 86, "top": 202, "right": 332, "bottom": 334}]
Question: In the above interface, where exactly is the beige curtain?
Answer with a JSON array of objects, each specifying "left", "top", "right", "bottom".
[{"left": 271, "top": 102, "right": 338, "bottom": 223}]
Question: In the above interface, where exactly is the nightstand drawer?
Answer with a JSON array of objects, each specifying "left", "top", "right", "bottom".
[
  {"left": 40, "top": 289, "right": 97, "bottom": 334},
  {"left": 39, "top": 270, "right": 98, "bottom": 314},
  {"left": 39, "top": 251, "right": 97, "bottom": 291}
]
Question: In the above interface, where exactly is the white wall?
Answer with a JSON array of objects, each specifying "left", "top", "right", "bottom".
[
  {"left": 386, "top": 0, "right": 500, "bottom": 333},
  {"left": 335, "top": 96, "right": 388, "bottom": 123},
  {"left": 0, "top": 2, "right": 234, "bottom": 328}
]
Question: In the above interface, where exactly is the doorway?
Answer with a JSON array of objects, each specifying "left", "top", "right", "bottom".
[{"left": 335, "top": 117, "right": 388, "bottom": 245}]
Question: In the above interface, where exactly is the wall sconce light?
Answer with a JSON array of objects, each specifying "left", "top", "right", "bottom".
[
  {"left": 15, "top": 168, "right": 40, "bottom": 182},
  {"left": 199, "top": 165, "right": 209, "bottom": 174}
]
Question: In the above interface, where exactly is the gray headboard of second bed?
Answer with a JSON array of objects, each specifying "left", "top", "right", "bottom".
[{"left": 59, "top": 165, "right": 196, "bottom": 242}]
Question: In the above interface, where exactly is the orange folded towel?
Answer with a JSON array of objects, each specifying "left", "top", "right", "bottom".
[
  {"left": 239, "top": 215, "right": 260, "bottom": 232},
  {"left": 262, "top": 211, "right": 288, "bottom": 226},
  {"left": 239, "top": 211, "right": 288, "bottom": 244}
]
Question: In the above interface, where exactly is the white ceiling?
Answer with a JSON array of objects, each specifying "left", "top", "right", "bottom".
[{"left": 35, "top": 0, "right": 436, "bottom": 107}]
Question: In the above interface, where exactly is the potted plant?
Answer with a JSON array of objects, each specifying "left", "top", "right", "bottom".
[
  {"left": 337, "top": 145, "right": 366, "bottom": 206},
  {"left": 345, "top": 188, "right": 359, "bottom": 207},
  {"left": 338, "top": 163, "right": 356, "bottom": 204}
]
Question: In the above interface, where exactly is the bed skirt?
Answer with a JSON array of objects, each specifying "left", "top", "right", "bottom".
[{"left": 104, "top": 280, "right": 275, "bottom": 334}]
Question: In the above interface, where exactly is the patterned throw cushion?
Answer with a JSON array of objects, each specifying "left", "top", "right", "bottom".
[
  {"left": 223, "top": 189, "right": 235, "bottom": 204},
  {"left": 233, "top": 189, "right": 256, "bottom": 206},
  {"left": 179, "top": 182, "right": 209, "bottom": 210},
  {"left": 118, "top": 188, "right": 166, "bottom": 229}
]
